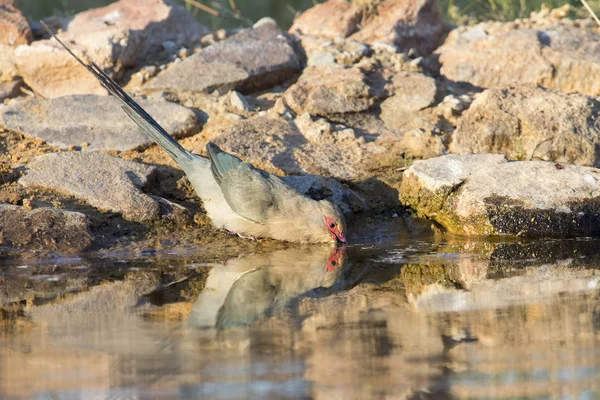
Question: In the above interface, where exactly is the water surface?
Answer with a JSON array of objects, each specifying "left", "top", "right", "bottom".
[{"left": 2, "top": 233, "right": 600, "bottom": 399}]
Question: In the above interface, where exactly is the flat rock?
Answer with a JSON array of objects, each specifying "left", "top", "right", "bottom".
[
  {"left": 0, "top": 204, "right": 91, "bottom": 252},
  {"left": 290, "top": 0, "right": 443, "bottom": 56},
  {"left": 19, "top": 152, "right": 161, "bottom": 223},
  {"left": 283, "top": 64, "right": 384, "bottom": 116},
  {"left": 0, "top": 0, "right": 32, "bottom": 46},
  {"left": 14, "top": 0, "right": 210, "bottom": 98},
  {"left": 289, "top": 0, "right": 361, "bottom": 39},
  {"left": 0, "top": 95, "right": 199, "bottom": 152},
  {"left": 449, "top": 85, "right": 600, "bottom": 167},
  {"left": 437, "top": 23, "right": 600, "bottom": 96},
  {"left": 400, "top": 154, "right": 600, "bottom": 236},
  {"left": 147, "top": 24, "right": 299, "bottom": 95}
]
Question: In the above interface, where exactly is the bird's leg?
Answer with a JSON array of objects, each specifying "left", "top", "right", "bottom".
[{"left": 222, "top": 228, "right": 257, "bottom": 241}]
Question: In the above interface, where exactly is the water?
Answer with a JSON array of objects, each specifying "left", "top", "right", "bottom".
[{"left": 2, "top": 231, "right": 600, "bottom": 399}]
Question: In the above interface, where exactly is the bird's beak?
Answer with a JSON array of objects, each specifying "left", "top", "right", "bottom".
[{"left": 336, "top": 232, "right": 347, "bottom": 244}]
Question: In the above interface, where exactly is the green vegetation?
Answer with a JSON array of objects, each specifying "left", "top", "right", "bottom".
[{"left": 14, "top": 0, "right": 600, "bottom": 30}]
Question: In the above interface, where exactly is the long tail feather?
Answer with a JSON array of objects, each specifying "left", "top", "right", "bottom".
[{"left": 40, "top": 21, "right": 194, "bottom": 164}]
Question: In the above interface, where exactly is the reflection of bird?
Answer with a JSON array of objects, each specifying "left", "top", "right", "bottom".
[
  {"left": 188, "top": 246, "right": 346, "bottom": 329},
  {"left": 42, "top": 23, "right": 347, "bottom": 244}
]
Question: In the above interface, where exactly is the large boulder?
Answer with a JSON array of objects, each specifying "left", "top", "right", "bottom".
[
  {"left": 13, "top": 0, "right": 210, "bottom": 98},
  {"left": 290, "top": 0, "right": 444, "bottom": 56},
  {"left": 437, "top": 23, "right": 600, "bottom": 96},
  {"left": 0, "top": 204, "right": 91, "bottom": 252},
  {"left": 147, "top": 24, "right": 300, "bottom": 95},
  {"left": 400, "top": 154, "right": 600, "bottom": 236},
  {"left": 449, "top": 85, "right": 600, "bottom": 167},
  {"left": 19, "top": 152, "right": 161, "bottom": 223},
  {"left": 0, "top": 95, "right": 200, "bottom": 152},
  {"left": 0, "top": 0, "right": 32, "bottom": 46}
]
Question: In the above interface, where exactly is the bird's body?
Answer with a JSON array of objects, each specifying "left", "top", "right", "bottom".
[{"left": 43, "top": 23, "right": 347, "bottom": 244}]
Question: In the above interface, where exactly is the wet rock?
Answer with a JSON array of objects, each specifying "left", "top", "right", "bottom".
[
  {"left": 380, "top": 71, "right": 437, "bottom": 130},
  {"left": 0, "top": 204, "right": 91, "bottom": 252},
  {"left": 0, "top": 77, "right": 22, "bottom": 102},
  {"left": 437, "top": 24, "right": 600, "bottom": 96},
  {"left": 400, "top": 154, "right": 600, "bottom": 236},
  {"left": 14, "top": 0, "right": 210, "bottom": 98},
  {"left": 0, "top": 0, "right": 32, "bottom": 46},
  {"left": 289, "top": 0, "right": 361, "bottom": 39},
  {"left": 147, "top": 24, "right": 299, "bottom": 95},
  {"left": 19, "top": 152, "right": 161, "bottom": 223},
  {"left": 0, "top": 95, "right": 199, "bottom": 152},
  {"left": 290, "top": 0, "right": 443, "bottom": 56},
  {"left": 449, "top": 85, "right": 600, "bottom": 166},
  {"left": 283, "top": 64, "right": 384, "bottom": 116}
]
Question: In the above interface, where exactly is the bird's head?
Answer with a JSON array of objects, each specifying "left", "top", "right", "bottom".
[{"left": 318, "top": 200, "right": 347, "bottom": 244}]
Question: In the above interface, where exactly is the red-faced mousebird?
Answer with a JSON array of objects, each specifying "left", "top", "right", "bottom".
[{"left": 41, "top": 22, "right": 347, "bottom": 244}]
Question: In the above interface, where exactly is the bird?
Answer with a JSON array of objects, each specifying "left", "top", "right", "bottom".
[
  {"left": 41, "top": 22, "right": 347, "bottom": 244},
  {"left": 188, "top": 245, "right": 346, "bottom": 329}
]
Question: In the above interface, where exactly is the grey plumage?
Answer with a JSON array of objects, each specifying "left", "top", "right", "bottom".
[{"left": 42, "top": 22, "right": 347, "bottom": 243}]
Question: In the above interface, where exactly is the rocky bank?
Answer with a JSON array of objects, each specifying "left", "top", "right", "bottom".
[{"left": 1, "top": 0, "right": 600, "bottom": 253}]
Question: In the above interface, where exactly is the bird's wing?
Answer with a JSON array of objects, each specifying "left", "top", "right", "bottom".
[{"left": 206, "top": 143, "right": 278, "bottom": 224}]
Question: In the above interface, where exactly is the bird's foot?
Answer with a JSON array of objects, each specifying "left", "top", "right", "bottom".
[{"left": 222, "top": 229, "right": 257, "bottom": 241}]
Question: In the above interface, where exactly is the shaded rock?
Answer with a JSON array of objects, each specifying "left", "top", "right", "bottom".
[
  {"left": 437, "top": 23, "right": 600, "bottom": 96},
  {"left": 147, "top": 24, "right": 299, "bottom": 95},
  {"left": 380, "top": 71, "right": 437, "bottom": 130},
  {"left": 19, "top": 152, "right": 161, "bottom": 222},
  {"left": 0, "top": 94, "right": 199, "bottom": 152},
  {"left": 283, "top": 64, "right": 384, "bottom": 116},
  {"left": 400, "top": 154, "right": 600, "bottom": 236},
  {"left": 290, "top": 0, "right": 443, "bottom": 56},
  {"left": 0, "top": 0, "right": 32, "bottom": 46},
  {"left": 14, "top": 0, "right": 210, "bottom": 98},
  {"left": 289, "top": 0, "right": 361, "bottom": 39},
  {"left": 0, "top": 77, "right": 22, "bottom": 102},
  {"left": 0, "top": 204, "right": 91, "bottom": 252},
  {"left": 449, "top": 85, "right": 600, "bottom": 166}
]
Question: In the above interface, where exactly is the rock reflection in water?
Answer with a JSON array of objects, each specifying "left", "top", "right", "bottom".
[
  {"left": 1, "top": 239, "right": 600, "bottom": 399},
  {"left": 189, "top": 245, "right": 345, "bottom": 329}
]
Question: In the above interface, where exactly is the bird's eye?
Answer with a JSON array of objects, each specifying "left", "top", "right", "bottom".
[
  {"left": 329, "top": 221, "right": 336, "bottom": 229},
  {"left": 330, "top": 260, "right": 337, "bottom": 267}
]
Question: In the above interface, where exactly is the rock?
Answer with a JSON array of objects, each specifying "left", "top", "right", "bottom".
[
  {"left": 147, "top": 24, "right": 299, "bottom": 95},
  {"left": 449, "top": 85, "right": 600, "bottom": 166},
  {"left": 0, "top": 44, "right": 18, "bottom": 82},
  {"left": 0, "top": 204, "right": 91, "bottom": 252},
  {"left": 290, "top": 0, "right": 443, "bottom": 56},
  {"left": 283, "top": 64, "right": 384, "bottom": 116},
  {"left": 228, "top": 91, "right": 250, "bottom": 113},
  {"left": 0, "top": 94, "right": 199, "bottom": 152},
  {"left": 400, "top": 154, "right": 600, "bottom": 236},
  {"left": 437, "top": 24, "right": 600, "bottom": 96},
  {"left": 213, "top": 115, "right": 369, "bottom": 183},
  {"left": 0, "top": 0, "right": 32, "bottom": 46},
  {"left": 19, "top": 152, "right": 161, "bottom": 223},
  {"left": 0, "top": 77, "right": 22, "bottom": 102},
  {"left": 14, "top": 0, "right": 210, "bottom": 98},
  {"left": 380, "top": 71, "right": 437, "bottom": 130},
  {"left": 289, "top": 0, "right": 361, "bottom": 39},
  {"left": 350, "top": 0, "right": 443, "bottom": 56}
]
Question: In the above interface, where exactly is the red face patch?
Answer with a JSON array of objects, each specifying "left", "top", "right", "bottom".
[
  {"left": 326, "top": 246, "right": 345, "bottom": 271},
  {"left": 325, "top": 216, "right": 346, "bottom": 243}
]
